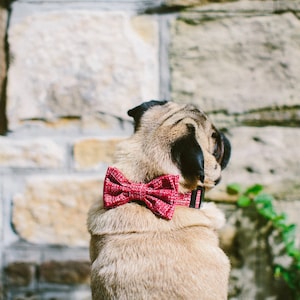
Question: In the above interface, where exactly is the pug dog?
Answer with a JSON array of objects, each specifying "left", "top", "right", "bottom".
[{"left": 87, "top": 100, "right": 231, "bottom": 300}]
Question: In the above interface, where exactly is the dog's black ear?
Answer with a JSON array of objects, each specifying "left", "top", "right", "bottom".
[
  {"left": 212, "top": 131, "right": 231, "bottom": 170},
  {"left": 171, "top": 124, "right": 205, "bottom": 184},
  {"left": 220, "top": 133, "right": 231, "bottom": 169},
  {"left": 128, "top": 100, "right": 168, "bottom": 131}
]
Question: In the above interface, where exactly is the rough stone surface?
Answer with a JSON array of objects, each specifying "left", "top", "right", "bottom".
[
  {"left": 0, "top": 137, "right": 65, "bottom": 168},
  {"left": 208, "top": 105, "right": 300, "bottom": 129},
  {"left": 8, "top": 290, "right": 91, "bottom": 300},
  {"left": 170, "top": 12, "right": 300, "bottom": 114},
  {"left": 7, "top": 11, "right": 159, "bottom": 130},
  {"left": 4, "top": 262, "right": 35, "bottom": 287},
  {"left": 12, "top": 176, "right": 103, "bottom": 246},
  {"left": 73, "top": 138, "right": 123, "bottom": 170},
  {"left": 184, "top": 0, "right": 300, "bottom": 14},
  {"left": 165, "top": 0, "right": 207, "bottom": 6},
  {"left": 236, "top": 106, "right": 300, "bottom": 127},
  {"left": 0, "top": 8, "right": 5, "bottom": 81},
  {"left": 164, "top": 0, "right": 231, "bottom": 6},
  {"left": 40, "top": 260, "right": 90, "bottom": 285},
  {"left": 0, "top": 7, "right": 7, "bottom": 135},
  {"left": 208, "top": 126, "right": 300, "bottom": 201}
]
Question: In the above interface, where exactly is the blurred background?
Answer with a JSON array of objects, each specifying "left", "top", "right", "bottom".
[{"left": 0, "top": 0, "right": 300, "bottom": 299}]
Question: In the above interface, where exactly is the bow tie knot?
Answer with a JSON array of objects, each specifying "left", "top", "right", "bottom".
[{"left": 128, "top": 182, "right": 147, "bottom": 201}]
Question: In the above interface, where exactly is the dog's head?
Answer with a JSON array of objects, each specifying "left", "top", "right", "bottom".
[{"left": 126, "top": 100, "right": 231, "bottom": 192}]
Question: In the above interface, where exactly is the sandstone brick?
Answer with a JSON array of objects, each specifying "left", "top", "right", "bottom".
[
  {"left": 164, "top": 0, "right": 229, "bottom": 6},
  {"left": 0, "top": 180, "right": 2, "bottom": 243},
  {"left": 4, "top": 262, "right": 35, "bottom": 287},
  {"left": 81, "top": 114, "right": 133, "bottom": 136},
  {"left": 208, "top": 126, "right": 300, "bottom": 201},
  {"left": 0, "top": 7, "right": 7, "bottom": 135},
  {"left": 170, "top": 11, "right": 300, "bottom": 114},
  {"left": 12, "top": 175, "right": 103, "bottom": 246},
  {"left": 7, "top": 10, "right": 159, "bottom": 130},
  {"left": 41, "top": 290, "right": 91, "bottom": 300},
  {"left": 6, "top": 292, "right": 40, "bottom": 300},
  {"left": 40, "top": 260, "right": 90, "bottom": 285},
  {"left": 0, "top": 8, "right": 6, "bottom": 79},
  {"left": 0, "top": 137, "right": 65, "bottom": 168},
  {"left": 178, "top": 0, "right": 300, "bottom": 13},
  {"left": 73, "top": 138, "right": 123, "bottom": 170}
]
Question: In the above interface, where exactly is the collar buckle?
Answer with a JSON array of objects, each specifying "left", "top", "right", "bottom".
[{"left": 189, "top": 186, "right": 204, "bottom": 209}]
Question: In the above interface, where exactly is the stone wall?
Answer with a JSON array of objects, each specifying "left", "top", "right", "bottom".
[{"left": 1, "top": 0, "right": 300, "bottom": 299}]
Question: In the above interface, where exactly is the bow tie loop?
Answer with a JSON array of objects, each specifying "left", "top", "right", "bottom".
[{"left": 103, "top": 167, "right": 180, "bottom": 220}]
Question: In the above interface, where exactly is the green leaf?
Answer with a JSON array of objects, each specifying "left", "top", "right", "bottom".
[
  {"left": 273, "top": 213, "right": 287, "bottom": 222},
  {"left": 237, "top": 195, "right": 252, "bottom": 207},
  {"left": 274, "top": 265, "right": 283, "bottom": 279},
  {"left": 226, "top": 183, "right": 242, "bottom": 195},
  {"left": 287, "top": 246, "right": 300, "bottom": 258},
  {"left": 245, "top": 184, "right": 264, "bottom": 196},
  {"left": 257, "top": 206, "right": 276, "bottom": 219},
  {"left": 282, "top": 270, "right": 293, "bottom": 287},
  {"left": 254, "top": 193, "right": 274, "bottom": 203},
  {"left": 274, "top": 215, "right": 289, "bottom": 230},
  {"left": 285, "top": 241, "right": 296, "bottom": 256},
  {"left": 282, "top": 224, "right": 296, "bottom": 243}
]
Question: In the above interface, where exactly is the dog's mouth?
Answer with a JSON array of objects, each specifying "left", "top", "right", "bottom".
[
  {"left": 198, "top": 174, "right": 222, "bottom": 191},
  {"left": 214, "top": 176, "right": 222, "bottom": 186}
]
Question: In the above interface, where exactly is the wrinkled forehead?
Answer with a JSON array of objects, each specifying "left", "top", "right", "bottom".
[{"left": 144, "top": 102, "right": 210, "bottom": 129}]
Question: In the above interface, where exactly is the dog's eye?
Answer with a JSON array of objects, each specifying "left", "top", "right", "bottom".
[
  {"left": 211, "top": 132, "right": 223, "bottom": 163},
  {"left": 212, "top": 132, "right": 218, "bottom": 139}
]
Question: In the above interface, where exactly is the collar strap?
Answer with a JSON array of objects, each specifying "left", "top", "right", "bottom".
[{"left": 176, "top": 186, "right": 204, "bottom": 209}]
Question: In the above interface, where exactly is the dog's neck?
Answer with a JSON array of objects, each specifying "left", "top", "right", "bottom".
[
  {"left": 114, "top": 148, "right": 170, "bottom": 184},
  {"left": 105, "top": 166, "right": 205, "bottom": 212}
]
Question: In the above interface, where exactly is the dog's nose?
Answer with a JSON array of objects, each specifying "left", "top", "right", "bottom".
[{"left": 214, "top": 176, "right": 222, "bottom": 185}]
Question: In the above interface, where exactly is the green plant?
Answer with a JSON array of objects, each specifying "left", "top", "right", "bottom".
[{"left": 227, "top": 183, "right": 300, "bottom": 298}]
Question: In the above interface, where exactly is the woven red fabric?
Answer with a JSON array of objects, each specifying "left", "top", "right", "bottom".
[{"left": 103, "top": 167, "right": 194, "bottom": 220}]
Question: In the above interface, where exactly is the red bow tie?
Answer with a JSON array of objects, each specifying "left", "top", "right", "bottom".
[{"left": 103, "top": 167, "right": 203, "bottom": 220}]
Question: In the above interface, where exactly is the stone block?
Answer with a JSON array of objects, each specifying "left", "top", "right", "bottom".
[
  {"left": 164, "top": 0, "right": 207, "bottom": 6},
  {"left": 80, "top": 114, "right": 133, "bottom": 136},
  {"left": 12, "top": 175, "right": 103, "bottom": 246},
  {"left": 42, "top": 290, "right": 91, "bottom": 300},
  {"left": 208, "top": 126, "right": 300, "bottom": 201},
  {"left": 170, "top": 11, "right": 300, "bottom": 115},
  {"left": 0, "top": 8, "right": 6, "bottom": 80},
  {"left": 7, "top": 9, "right": 159, "bottom": 130},
  {"left": 164, "top": 0, "right": 228, "bottom": 7},
  {"left": 0, "top": 7, "right": 7, "bottom": 135},
  {"left": 0, "top": 137, "right": 65, "bottom": 168},
  {"left": 0, "top": 177, "right": 2, "bottom": 242},
  {"left": 40, "top": 260, "right": 90, "bottom": 285},
  {"left": 4, "top": 262, "right": 35, "bottom": 287},
  {"left": 73, "top": 137, "right": 123, "bottom": 170}
]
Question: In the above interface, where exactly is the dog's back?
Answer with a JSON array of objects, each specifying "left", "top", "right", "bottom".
[{"left": 88, "top": 202, "right": 230, "bottom": 300}]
